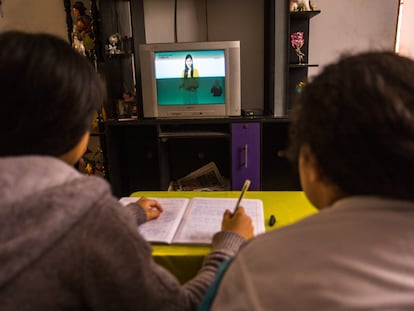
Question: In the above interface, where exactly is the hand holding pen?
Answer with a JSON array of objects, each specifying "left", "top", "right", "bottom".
[
  {"left": 221, "top": 179, "right": 254, "bottom": 240},
  {"left": 233, "top": 179, "right": 251, "bottom": 213}
]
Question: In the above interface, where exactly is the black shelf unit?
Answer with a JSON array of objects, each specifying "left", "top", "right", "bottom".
[
  {"left": 290, "top": 10, "right": 321, "bottom": 20},
  {"left": 287, "top": 9, "right": 321, "bottom": 111},
  {"left": 289, "top": 64, "right": 319, "bottom": 68},
  {"left": 103, "top": 117, "right": 300, "bottom": 197}
]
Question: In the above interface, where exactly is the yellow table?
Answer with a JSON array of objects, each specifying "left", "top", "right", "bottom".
[{"left": 130, "top": 191, "right": 317, "bottom": 283}]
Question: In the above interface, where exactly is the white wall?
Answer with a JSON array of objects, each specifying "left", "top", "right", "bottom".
[
  {"left": 0, "top": 0, "right": 402, "bottom": 73},
  {"left": 143, "top": 0, "right": 176, "bottom": 43},
  {"left": 143, "top": 0, "right": 400, "bottom": 111},
  {"left": 0, "top": 0, "right": 67, "bottom": 41},
  {"left": 0, "top": 0, "right": 403, "bottom": 112},
  {"left": 143, "top": 0, "right": 264, "bottom": 112},
  {"left": 143, "top": 0, "right": 207, "bottom": 44},
  {"left": 206, "top": 0, "right": 264, "bottom": 112},
  {"left": 397, "top": 0, "right": 414, "bottom": 59},
  {"left": 308, "top": 0, "right": 399, "bottom": 78}
]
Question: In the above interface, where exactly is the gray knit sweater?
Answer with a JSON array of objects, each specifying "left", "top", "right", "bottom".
[{"left": 0, "top": 156, "right": 245, "bottom": 310}]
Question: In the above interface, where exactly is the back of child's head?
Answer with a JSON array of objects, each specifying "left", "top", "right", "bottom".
[
  {"left": 0, "top": 31, "right": 104, "bottom": 157},
  {"left": 288, "top": 51, "right": 414, "bottom": 201}
]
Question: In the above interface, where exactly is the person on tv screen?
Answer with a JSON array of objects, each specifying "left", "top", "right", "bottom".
[
  {"left": 211, "top": 79, "right": 223, "bottom": 97},
  {"left": 180, "top": 53, "right": 199, "bottom": 104},
  {"left": 0, "top": 31, "right": 254, "bottom": 310},
  {"left": 200, "top": 51, "right": 414, "bottom": 310}
]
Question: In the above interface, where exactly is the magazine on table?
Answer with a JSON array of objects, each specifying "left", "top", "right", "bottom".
[{"left": 169, "top": 162, "right": 228, "bottom": 191}]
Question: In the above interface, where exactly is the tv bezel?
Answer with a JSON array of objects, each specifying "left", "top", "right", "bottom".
[{"left": 139, "top": 40, "right": 241, "bottom": 119}]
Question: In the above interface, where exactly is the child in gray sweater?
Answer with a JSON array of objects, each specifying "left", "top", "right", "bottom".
[{"left": 0, "top": 31, "right": 253, "bottom": 311}]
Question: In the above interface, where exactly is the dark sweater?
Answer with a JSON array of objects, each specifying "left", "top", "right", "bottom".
[{"left": 0, "top": 156, "right": 245, "bottom": 310}]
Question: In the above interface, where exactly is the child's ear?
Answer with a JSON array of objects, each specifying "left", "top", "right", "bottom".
[{"left": 299, "top": 144, "right": 321, "bottom": 183}]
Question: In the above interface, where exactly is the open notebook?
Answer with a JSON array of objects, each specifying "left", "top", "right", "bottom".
[{"left": 119, "top": 197, "right": 265, "bottom": 245}]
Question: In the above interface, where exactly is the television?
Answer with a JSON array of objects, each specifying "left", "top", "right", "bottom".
[{"left": 139, "top": 41, "right": 241, "bottom": 118}]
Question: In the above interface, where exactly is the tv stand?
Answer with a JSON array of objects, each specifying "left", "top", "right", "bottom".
[{"left": 103, "top": 117, "right": 300, "bottom": 197}]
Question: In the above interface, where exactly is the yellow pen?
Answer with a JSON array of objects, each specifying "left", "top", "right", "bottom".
[{"left": 233, "top": 179, "right": 251, "bottom": 213}]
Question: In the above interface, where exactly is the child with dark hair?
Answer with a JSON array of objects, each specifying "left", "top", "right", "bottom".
[
  {"left": 205, "top": 52, "right": 414, "bottom": 310},
  {"left": 0, "top": 31, "right": 253, "bottom": 310}
]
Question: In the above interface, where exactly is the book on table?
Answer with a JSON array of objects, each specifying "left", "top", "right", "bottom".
[{"left": 119, "top": 197, "right": 265, "bottom": 245}]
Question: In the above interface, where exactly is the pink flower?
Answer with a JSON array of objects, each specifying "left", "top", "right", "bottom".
[
  {"left": 291, "top": 32, "right": 305, "bottom": 64},
  {"left": 291, "top": 32, "right": 304, "bottom": 49}
]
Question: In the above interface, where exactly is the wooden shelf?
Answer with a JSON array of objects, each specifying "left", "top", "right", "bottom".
[
  {"left": 289, "top": 10, "right": 321, "bottom": 20},
  {"left": 289, "top": 63, "right": 319, "bottom": 68}
]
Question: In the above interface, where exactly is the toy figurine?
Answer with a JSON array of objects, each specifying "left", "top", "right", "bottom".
[
  {"left": 289, "top": 0, "right": 312, "bottom": 12},
  {"left": 106, "top": 33, "right": 123, "bottom": 55}
]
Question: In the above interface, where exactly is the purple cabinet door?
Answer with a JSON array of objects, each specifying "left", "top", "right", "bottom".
[{"left": 231, "top": 123, "right": 260, "bottom": 190}]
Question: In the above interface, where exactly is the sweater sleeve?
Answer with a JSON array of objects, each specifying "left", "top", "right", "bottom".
[
  {"left": 122, "top": 202, "right": 147, "bottom": 225},
  {"left": 182, "top": 231, "right": 245, "bottom": 308},
  {"left": 78, "top": 196, "right": 245, "bottom": 311}
]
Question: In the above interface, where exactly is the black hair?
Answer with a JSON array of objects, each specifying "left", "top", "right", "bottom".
[
  {"left": 287, "top": 51, "right": 414, "bottom": 201},
  {"left": 0, "top": 31, "right": 105, "bottom": 157}
]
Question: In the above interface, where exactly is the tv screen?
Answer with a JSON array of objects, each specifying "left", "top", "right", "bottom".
[
  {"left": 155, "top": 49, "right": 225, "bottom": 106},
  {"left": 140, "top": 41, "right": 241, "bottom": 118}
]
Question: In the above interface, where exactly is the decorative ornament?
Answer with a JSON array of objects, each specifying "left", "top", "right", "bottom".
[
  {"left": 295, "top": 81, "right": 306, "bottom": 94},
  {"left": 289, "top": 0, "right": 312, "bottom": 12},
  {"left": 291, "top": 32, "right": 305, "bottom": 64},
  {"left": 106, "top": 33, "right": 123, "bottom": 55},
  {"left": 78, "top": 147, "right": 105, "bottom": 177}
]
